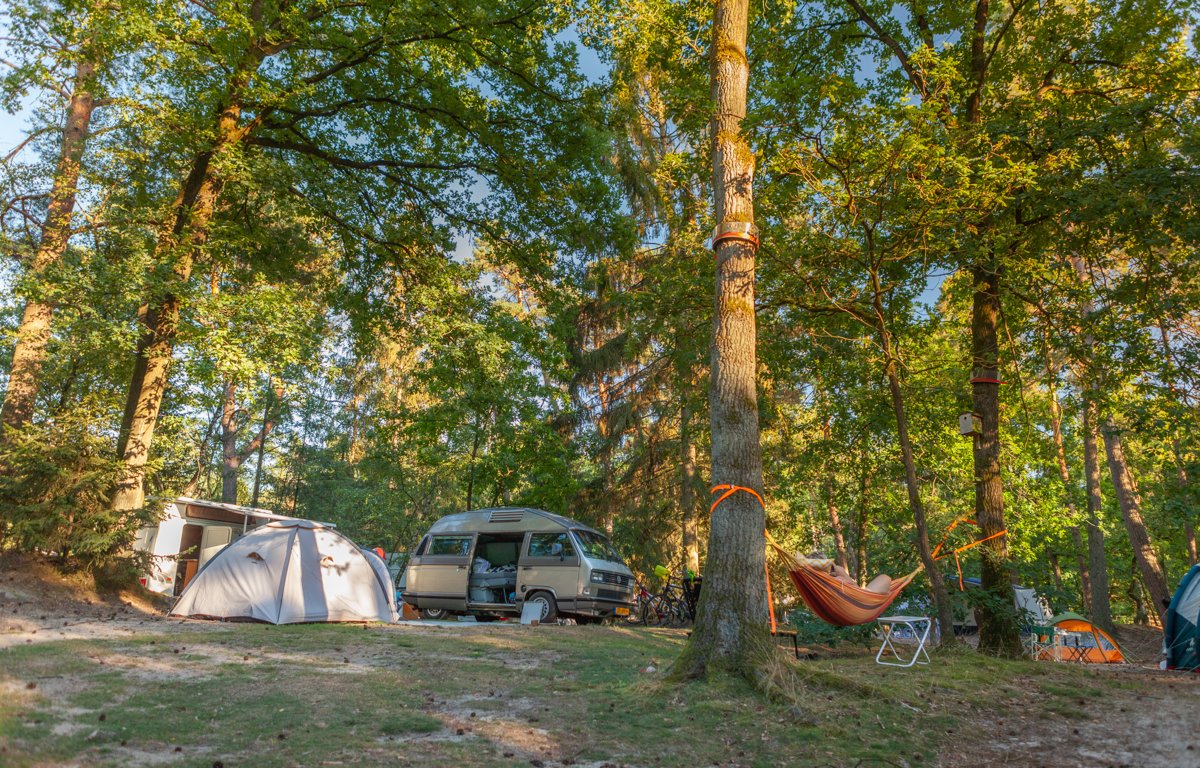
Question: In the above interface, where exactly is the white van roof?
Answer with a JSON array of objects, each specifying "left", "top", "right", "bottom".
[{"left": 427, "top": 507, "right": 603, "bottom": 536}]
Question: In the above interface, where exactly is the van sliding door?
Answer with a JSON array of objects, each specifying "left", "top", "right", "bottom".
[{"left": 409, "top": 533, "right": 474, "bottom": 611}]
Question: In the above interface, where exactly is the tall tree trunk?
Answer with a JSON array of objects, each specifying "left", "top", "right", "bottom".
[
  {"left": 111, "top": 99, "right": 247, "bottom": 512},
  {"left": 1159, "top": 325, "right": 1197, "bottom": 566},
  {"left": 825, "top": 476, "right": 849, "bottom": 574},
  {"left": 251, "top": 420, "right": 268, "bottom": 508},
  {"left": 220, "top": 379, "right": 281, "bottom": 506},
  {"left": 1101, "top": 415, "right": 1171, "bottom": 622},
  {"left": 1047, "top": 550, "right": 1064, "bottom": 594},
  {"left": 597, "top": 377, "right": 615, "bottom": 535},
  {"left": 1081, "top": 397, "right": 1115, "bottom": 632},
  {"left": 1, "top": 60, "right": 97, "bottom": 436},
  {"left": 855, "top": 454, "right": 873, "bottom": 586},
  {"left": 970, "top": 259, "right": 1021, "bottom": 656},
  {"left": 1068, "top": 527, "right": 1091, "bottom": 612},
  {"left": 681, "top": 401, "right": 701, "bottom": 575},
  {"left": 819, "top": 409, "right": 849, "bottom": 574},
  {"left": 872, "top": 292, "right": 955, "bottom": 646},
  {"left": 1128, "top": 571, "right": 1148, "bottom": 626},
  {"left": 676, "top": 0, "right": 770, "bottom": 678},
  {"left": 220, "top": 381, "right": 240, "bottom": 503},
  {"left": 466, "top": 416, "right": 484, "bottom": 511},
  {"left": 1042, "top": 344, "right": 1091, "bottom": 611}
]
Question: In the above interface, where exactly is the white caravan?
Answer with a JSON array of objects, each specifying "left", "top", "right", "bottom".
[{"left": 133, "top": 497, "right": 322, "bottom": 596}]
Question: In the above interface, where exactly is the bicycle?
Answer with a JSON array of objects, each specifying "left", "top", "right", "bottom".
[{"left": 633, "top": 573, "right": 692, "bottom": 627}]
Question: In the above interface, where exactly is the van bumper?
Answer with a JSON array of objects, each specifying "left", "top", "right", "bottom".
[{"left": 570, "top": 597, "right": 635, "bottom": 618}]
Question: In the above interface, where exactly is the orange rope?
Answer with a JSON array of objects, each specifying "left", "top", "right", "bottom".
[
  {"left": 948, "top": 530, "right": 1008, "bottom": 589},
  {"left": 709, "top": 484, "right": 775, "bottom": 632},
  {"left": 931, "top": 516, "right": 1007, "bottom": 589}
]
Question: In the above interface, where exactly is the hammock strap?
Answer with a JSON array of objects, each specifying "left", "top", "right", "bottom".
[
  {"left": 709, "top": 484, "right": 776, "bottom": 633},
  {"left": 709, "top": 483, "right": 765, "bottom": 515},
  {"left": 948, "top": 530, "right": 1008, "bottom": 590}
]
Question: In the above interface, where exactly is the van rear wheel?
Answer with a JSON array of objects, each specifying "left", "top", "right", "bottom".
[
  {"left": 526, "top": 592, "right": 558, "bottom": 623},
  {"left": 420, "top": 608, "right": 451, "bottom": 621}
]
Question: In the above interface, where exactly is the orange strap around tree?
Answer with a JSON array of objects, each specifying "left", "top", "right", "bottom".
[
  {"left": 709, "top": 484, "right": 776, "bottom": 633},
  {"left": 709, "top": 483, "right": 765, "bottom": 515},
  {"left": 931, "top": 516, "right": 1008, "bottom": 590}
]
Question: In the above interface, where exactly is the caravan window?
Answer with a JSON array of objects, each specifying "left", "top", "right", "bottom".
[{"left": 428, "top": 535, "right": 472, "bottom": 557}]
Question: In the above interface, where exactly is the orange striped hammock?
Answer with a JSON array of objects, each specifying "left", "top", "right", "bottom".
[{"left": 766, "top": 533, "right": 923, "bottom": 627}]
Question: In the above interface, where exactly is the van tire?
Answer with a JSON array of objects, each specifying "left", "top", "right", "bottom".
[
  {"left": 525, "top": 592, "right": 558, "bottom": 623},
  {"left": 420, "top": 608, "right": 450, "bottom": 620}
]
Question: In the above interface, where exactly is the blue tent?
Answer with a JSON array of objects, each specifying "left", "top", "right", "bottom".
[{"left": 1164, "top": 564, "right": 1200, "bottom": 672}]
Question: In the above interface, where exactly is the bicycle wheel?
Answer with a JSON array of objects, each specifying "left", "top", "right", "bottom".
[{"left": 646, "top": 596, "right": 668, "bottom": 627}]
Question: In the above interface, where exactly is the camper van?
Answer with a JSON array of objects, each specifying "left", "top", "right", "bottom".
[{"left": 402, "top": 507, "right": 635, "bottom": 623}]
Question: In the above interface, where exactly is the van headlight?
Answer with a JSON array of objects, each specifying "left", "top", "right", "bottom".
[{"left": 590, "top": 572, "right": 607, "bottom": 584}]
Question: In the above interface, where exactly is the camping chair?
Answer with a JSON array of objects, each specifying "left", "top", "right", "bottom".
[{"left": 1023, "top": 624, "right": 1056, "bottom": 660}]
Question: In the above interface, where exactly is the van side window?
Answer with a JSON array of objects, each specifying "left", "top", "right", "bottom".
[
  {"left": 528, "top": 533, "right": 575, "bottom": 558},
  {"left": 414, "top": 536, "right": 430, "bottom": 556},
  {"left": 428, "top": 535, "right": 472, "bottom": 557}
]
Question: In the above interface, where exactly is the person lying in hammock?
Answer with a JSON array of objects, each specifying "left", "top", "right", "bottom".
[{"left": 804, "top": 551, "right": 893, "bottom": 594}]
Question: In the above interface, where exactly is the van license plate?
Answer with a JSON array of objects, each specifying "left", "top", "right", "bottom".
[{"left": 615, "top": 607, "right": 630, "bottom": 616}]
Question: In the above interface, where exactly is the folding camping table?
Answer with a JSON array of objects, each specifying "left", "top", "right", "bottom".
[{"left": 874, "top": 615, "right": 933, "bottom": 668}]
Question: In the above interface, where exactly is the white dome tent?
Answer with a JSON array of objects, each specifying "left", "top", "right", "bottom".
[{"left": 170, "top": 519, "right": 397, "bottom": 624}]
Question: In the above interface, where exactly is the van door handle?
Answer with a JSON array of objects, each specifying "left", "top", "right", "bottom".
[
  {"left": 522, "top": 566, "right": 531, "bottom": 571},
  {"left": 456, "top": 566, "right": 466, "bottom": 571}
]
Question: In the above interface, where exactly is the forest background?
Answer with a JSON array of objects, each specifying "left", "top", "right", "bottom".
[{"left": 0, "top": 0, "right": 1197, "bottom": 638}]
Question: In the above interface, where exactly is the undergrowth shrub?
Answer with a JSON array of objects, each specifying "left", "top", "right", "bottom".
[
  {"left": 0, "top": 415, "right": 158, "bottom": 573},
  {"left": 785, "top": 608, "right": 875, "bottom": 647}
]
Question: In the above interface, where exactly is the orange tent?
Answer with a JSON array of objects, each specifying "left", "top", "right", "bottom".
[{"left": 1036, "top": 612, "right": 1124, "bottom": 664}]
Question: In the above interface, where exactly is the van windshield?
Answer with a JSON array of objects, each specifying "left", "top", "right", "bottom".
[{"left": 572, "top": 530, "right": 625, "bottom": 565}]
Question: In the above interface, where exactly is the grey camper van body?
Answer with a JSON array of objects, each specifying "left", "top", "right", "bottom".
[{"left": 402, "top": 507, "right": 635, "bottom": 622}]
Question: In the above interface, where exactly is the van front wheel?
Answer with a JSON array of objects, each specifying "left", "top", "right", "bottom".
[
  {"left": 420, "top": 608, "right": 450, "bottom": 621},
  {"left": 525, "top": 592, "right": 558, "bottom": 623}
]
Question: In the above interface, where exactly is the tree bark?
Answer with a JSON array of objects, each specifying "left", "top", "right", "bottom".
[
  {"left": 825, "top": 476, "right": 849, "bottom": 574},
  {"left": 970, "top": 260, "right": 1022, "bottom": 656},
  {"left": 466, "top": 417, "right": 483, "bottom": 510},
  {"left": 221, "top": 381, "right": 240, "bottom": 503},
  {"left": 1048, "top": 550, "right": 1064, "bottom": 594},
  {"left": 855, "top": 452, "right": 873, "bottom": 585},
  {"left": 111, "top": 77, "right": 257, "bottom": 511},
  {"left": 219, "top": 381, "right": 279, "bottom": 505},
  {"left": 681, "top": 401, "right": 701, "bottom": 575},
  {"left": 1159, "top": 325, "right": 1197, "bottom": 566},
  {"left": 1, "top": 60, "right": 97, "bottom": 436},
  {"left": 872, "top": 294, "right": 955, "bottom": 646},
  {"left": 1042, "top": 346, "right": 1091, "bottom": 611},
  {"left": 1068, "top": 526, "right": 1091, "bottom": 612},
  {"left": 1101, "top": 415, "right": 1171, "bottom": 622},
  {"left": 1081, "top": 397, "right": 1115, "bottom": 632},
  {"left": 675, "top": 0, "right": 770, "bottom": 678},
  {"left": 819, "top": 410, "right": 850, "bottom": 574}
]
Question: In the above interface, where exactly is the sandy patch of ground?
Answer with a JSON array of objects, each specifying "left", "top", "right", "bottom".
[{"left": 939, "top": 664, "right": 1200, "bottom": 768}]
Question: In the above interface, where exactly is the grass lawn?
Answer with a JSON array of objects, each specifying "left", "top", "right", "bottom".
[{"left": 1, "top": 619, "right": 1196, "bottom": 768}]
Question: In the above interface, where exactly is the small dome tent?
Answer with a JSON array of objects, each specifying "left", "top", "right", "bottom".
[
  {"left": 1037, "top": 612, "right": 1124, "bottom": 664},
  {"left": 170, "top": 520, "right": 397, "bottom": 624},
  {"left": 1164, "top": 564, "right": 1200, "bottom": 672}
]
